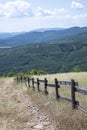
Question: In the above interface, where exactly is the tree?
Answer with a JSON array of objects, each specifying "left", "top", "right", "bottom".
[{"left": 29, "top": 69, "right": 38, "bottom": 75}]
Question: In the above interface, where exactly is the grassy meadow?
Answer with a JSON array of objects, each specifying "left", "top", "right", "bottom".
[
  {"left": 27, "top": 72, "right": 87, "bottom": 130},
  {"left": 0, "top": 72, "right": 87, "bottom": 130}
]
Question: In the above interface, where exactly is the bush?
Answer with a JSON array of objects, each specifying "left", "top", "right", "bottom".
[
  {"left": 38, "top": 70, "right": 47, "bottom": 75},
  {"left": 16, "top": 72, "right": 26, "bottom": 77},
  {"left": 6, "top": 72, "right": 15, "bottom": 77},
  {"left": 29, "top": 69, "right": 38, "bottom": 75},
  {"left": 29, "top": 69, "right": 47, "bottom": 75}
]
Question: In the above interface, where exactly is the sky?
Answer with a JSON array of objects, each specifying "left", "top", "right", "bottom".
[{"left": 0, "top": 0, "right": 87, "bottom": 32}]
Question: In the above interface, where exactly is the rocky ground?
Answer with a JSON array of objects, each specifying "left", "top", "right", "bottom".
[{"left": 0, "top": 78, "right": 57, "bottom": 130}]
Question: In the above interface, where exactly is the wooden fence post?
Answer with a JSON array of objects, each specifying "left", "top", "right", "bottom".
[
  {"left": 24, "top": 76, "right": 26, "bottom": 82},
  {"left": 17, "top": 76, "right": 19, "bottom": 83},
  {"left": 55, "top": 78, "right": 60, "bottom": 99},
  {"left": 25, "top": 77, "right": 27, "bottom": 86},
  {"left": 32, "top": 78, "right": 35, "bottom": 90},
  {"left": 24, "top": 77, "right": 27, "bottom": 86},
  {"left": 44, "top": 78, "right": 48, "bottom": 95},
  {"left": 37, "top": 78, "right": 40, "bottom": 91},
  {"left": 28, "top": 78, "right": 30, "bottom": 87},
  {"left": 20, "top": 76, "right": 23, "bottom": 83},
  {"left": 71, "top": 79, "right": 77, "bottom": 109}
]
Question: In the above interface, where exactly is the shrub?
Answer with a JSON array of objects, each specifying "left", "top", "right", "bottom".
[{"left": 6, "top": 72, "right": 15, "bottom": 77}]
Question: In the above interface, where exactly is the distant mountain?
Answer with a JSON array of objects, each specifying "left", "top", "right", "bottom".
[
  {"left": 0, "top": 26, "right": 87, "bottom": 47},
  {"left": 32, "top": 28, "right": 65, "bottom": 32},
  {"left": 0, "top": 32, "right": 22, "bottom": 40}
]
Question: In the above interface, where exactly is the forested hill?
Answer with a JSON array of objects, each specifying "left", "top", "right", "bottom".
[
  {"left": 0, "top": 26, "right": 87, "bottom": 75},
  {"left": 0, "top": 26, "right": 87, "bottom": 47},
  {"left": 0, "top": 39, "right": 87, "bottom": 75}
]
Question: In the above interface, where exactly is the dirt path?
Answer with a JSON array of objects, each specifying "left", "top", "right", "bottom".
[{"left": 0, "top": 78, "right": 57, "bottom": 130}]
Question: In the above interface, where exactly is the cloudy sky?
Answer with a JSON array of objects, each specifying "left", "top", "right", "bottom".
[{"left": 0, "top": 0, "right": 87, "bottom": 32}]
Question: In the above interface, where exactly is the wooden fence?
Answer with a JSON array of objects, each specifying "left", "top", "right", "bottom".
[{"left": 17, "top": 76, "right": 87, "bottom": 114}]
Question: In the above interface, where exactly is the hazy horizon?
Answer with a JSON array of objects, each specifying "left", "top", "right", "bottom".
[{"left": 0, "top": 26, "right": 87, "bottom": 33}]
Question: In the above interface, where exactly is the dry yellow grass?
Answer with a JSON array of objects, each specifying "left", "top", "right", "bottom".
[
  {"left": 0, "top": 78, "right": 35, "bottom": 130},
  {"left": 0, "top": 72, "right": 87, "bottom": 130},
  {"left": 33, "top": 72, "right": 87, "bottom": 87},
  {"left": 0, "top": 77, "right": 56, "bottom": 130},
  {"left": 33, "top": 72, "right": 87, "bottom": 108},
  {"left": 27, "top": 72, "right": 87, "bottom": 130}
]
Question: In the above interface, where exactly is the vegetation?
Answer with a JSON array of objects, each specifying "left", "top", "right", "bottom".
[
  {"left": 0, "top": 26, "right": 87, "bottom": 75},
  {"left": 0, "top": 27, "right": 87, "bottom": 47},
  {"left": 0, "top": 27, "right": 87, "bottom": 129},
  {"left": 29, "top": 69, "right": 47, "bottom": 75},
  {"left": 27, "top": 72, "right": 87, "bottom": 130},
  {"left": 0, "top": 39, "right": 87, "bottom": 75},
  {"left": 1, "top": 69, "right": 47, "bottom": 77},
  {"left": 0, "top": 72, "right": 87, "bottom": 130}
]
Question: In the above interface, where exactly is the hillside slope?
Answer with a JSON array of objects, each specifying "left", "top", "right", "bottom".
[
  {"left": 0, "top": 27, "right": 87, "bottom": 47},
  {"left": 0, "top": 40, "right": 87, "bottom": 74}
]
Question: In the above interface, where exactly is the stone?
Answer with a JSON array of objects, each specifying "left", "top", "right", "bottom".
[
  {"left": 33, "top": 124, "right": 43, "bottom": 129},
  {"left": 27, "top": 122, "right": 36, "bottom": 128},
  {"left": 43, "top": 121, "right": 51, "bottom": 126}
]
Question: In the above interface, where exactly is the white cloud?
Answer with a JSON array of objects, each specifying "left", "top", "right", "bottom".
[
  {"left": 71, "top": 1, "right": 84, "bottom": 9},
  {"left": 0, "top": 1, "right": 66, "bottom": 18},
  {"left": 0, "top": 0, "right": 33, "bottom": 17},
  {"left": 35, "top": 7, "right": 66, "bottom": 16}
]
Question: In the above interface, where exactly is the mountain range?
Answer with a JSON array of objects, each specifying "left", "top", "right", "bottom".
[
  {"left": 0, "top": 32, "right": 22, "bottom": 40},
  {"left": 0, "top": 26, "right": 87, "bottom": 75},
  {"left": 0, "top": 26, "right": 87, "bottom": 47}
]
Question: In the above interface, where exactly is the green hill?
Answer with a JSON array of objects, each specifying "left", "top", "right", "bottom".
[
  {"left": 0, "top": 26, "right": 87, "bottom": 75},
  {"left": 0, "top": 27, "right": 87, "bottom": 47},
  {"left": 0, "top": 39, "right": 87, "bottom": 75}
]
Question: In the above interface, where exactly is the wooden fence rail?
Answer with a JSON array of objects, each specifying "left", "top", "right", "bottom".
[{"left": 16, "top": 76, "right": 87, "bottom": 114}]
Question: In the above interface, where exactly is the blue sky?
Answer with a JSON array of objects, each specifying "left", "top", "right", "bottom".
[{"left": 0, "top": 0, "right": 87, "bottom": 32}]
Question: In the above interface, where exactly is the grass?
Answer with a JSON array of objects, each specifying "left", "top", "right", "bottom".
[
  {"left": 33, "top": 72, "right": 87, "bottom": 107},
  {"left": 0, "top": 77, "right": 34, "bottom": 130},
  {"left": 0, "top": 72, "right": 87, "bottom": 130},
  {"left": 27, "top": 72, "right": 87, "bottom": 130},
  {"left": 33, "top": 72, "right": 87, "bottom": 87}
]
